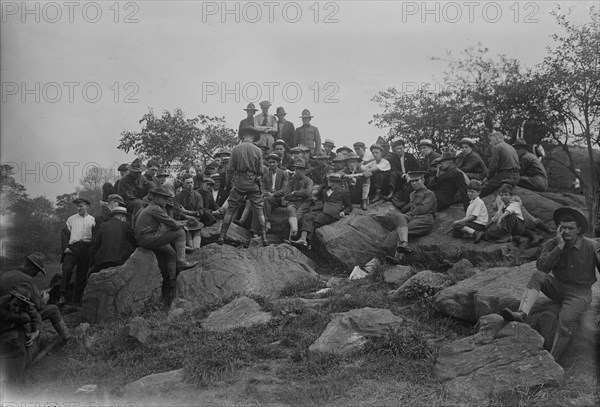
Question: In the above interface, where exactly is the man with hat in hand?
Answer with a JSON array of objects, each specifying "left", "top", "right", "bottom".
[
  {"left": 291, "top": 173, "right": 353, "bottom": 247},
  {"left": 481, "top": 131, "right": 521, "bottom": 197},
  {"left": 418, "top": 139, "right": 441, "bottom": 183},
  {"left": 275, "top": 106, "right": 295, "bottom": 147},
  {"left": 254, "top": 100, "right": 278, "bottom": 153},
  {"left": 218, "top": 127, "right": 269, "bottom": 246},
  {"left": 387, "top": 172, "right": 437, "bottom": 264},
  {"left": 501, "top": 207, "right": 600, "bottom": 362},
  {"left": 428, "top": 151, "right": 470, "bottom": 211},
  {"left": 59, "top": 196, "right": 95, "bottom": 306},
  {"left": 295, "top": 109, "right": 322, "bottom": 156},
  {"left": 513, "top": 138, "right": 548, "bottom": 192},
  {"left": 89, "top": 206, "right": 137, "bottom": 275},
  {"left": 456, "top": 138, "right": 488, "bottom": 182},
  {"left": 136, "top": 186, "right": 198, "bottom": 306},
  {"left": 174, "top": 174, "right": 206, "bottom": 249},
  {"left": 0, "top": 253, "right": 71, "bottom": 344},
  {"left": 239, "top": 103, "right": 257, "bottom": 132}
]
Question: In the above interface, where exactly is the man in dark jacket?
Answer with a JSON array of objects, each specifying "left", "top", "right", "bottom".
[
  {"left": 456, "top": 138, "right": 488, "bottom": 181},
  {"left": 386, "top": 139, "right": 421, "bottom": 203},
  {"left": 275, "top": 107, "right": 295, "bottom": 147},
  {"left": 118, "top": 158, "right": 145, "bottom": 215},
  {"left": 481, "top": 131, "right": 520, "bottom": 197},
  {"left": 89, "top": 207, "right": 137, "bottom": 274},
  {"left": 428, "top": 151, "right": 470, "bottom": 211},
  {"left": 291, "top": 173, "right": 352, "bottom": 247},
  {"left": 513, "top": 138, "right": 548, "bottom": 192},
  {"left": 418, "top": 139, "right": 441, "bottom": 183}
]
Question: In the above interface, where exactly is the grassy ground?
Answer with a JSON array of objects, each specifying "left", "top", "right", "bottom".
[{"left": 3, "top": 263, "right": 599, "bottom": 406}]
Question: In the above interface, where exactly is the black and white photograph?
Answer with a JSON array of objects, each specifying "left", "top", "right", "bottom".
[{"left": 1, "top": 0, "right": 599, "bottom": 405}]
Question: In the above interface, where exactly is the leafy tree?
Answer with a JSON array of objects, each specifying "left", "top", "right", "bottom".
[
  {"left": 117, "top": 108, "right": 238, "bottom": 169},
  {"left": 80, "top": 166, "right": 118, "bottom": 192},
  {"left": 55, "top": 192, "right": 79, "bottom": 223},
  {"left": 1, "top": 164, "right": 27, "bottom": 216}
]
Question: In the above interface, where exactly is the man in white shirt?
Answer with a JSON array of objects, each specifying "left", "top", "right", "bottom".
[
  {"left": 253, "top": 100, "right": 278, "bottom": 153},
  {"left": 60, "top": 197, "right": 96, "bottom": 307},
  {"left": 361, "top": 144, "right": 391, "bottom": 203}
]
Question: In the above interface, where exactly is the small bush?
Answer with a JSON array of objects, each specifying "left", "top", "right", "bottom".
[{"left": 364, "top": 327, "right": 435, "bottom": 360}]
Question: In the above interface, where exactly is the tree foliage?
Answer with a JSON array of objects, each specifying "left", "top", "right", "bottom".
[
  {"left": 1, "top": 164, "right": 27, "bottom": 216},
  {"left": 117, "top": 108, "right": 238, "bottom": 168}
]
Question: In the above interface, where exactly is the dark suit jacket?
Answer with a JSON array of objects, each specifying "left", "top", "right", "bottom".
[
  {"left": 277, "top": 120, "right": 296, "bottom": 147},
  {"left": 90, "top": 217, "right": 136, "bottom": 268},
  {"left": 428, "top": 166, "right": 469, "bottom": 211},
  {"left": 199, "top": 188, "right": 219, "bottom": 211},
  {"left": 320, "top": 186, "right": 353, "bottom": 219},
  {"left": 388, "top": 152, "right": 420, "bottom": 175},
  {"left": 262, "top": 168, "right": 289, "bottom": 197}
]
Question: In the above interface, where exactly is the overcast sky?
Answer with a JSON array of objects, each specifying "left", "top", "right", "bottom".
[{"left": 0, "top": 0, "right": 594, "bottom": 199}]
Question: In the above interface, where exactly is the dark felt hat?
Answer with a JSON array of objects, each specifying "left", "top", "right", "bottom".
[
  {"left": 353, "top": 141, "right": 366, "bottom": 149},
  {"left": 244, "top": 103, "right": 258, "bottom": 112},
  {"left": 239, "top": 127, "right": 261, "bottom": 142},
  {"left": 299, "top": 109, "right": 313, "bottom": 118},
  {"left": 73, "top": 197, "right": 91, "bottom": 206},
  {"left": 26, "top": 252, "right": 46, "bottom": 275},
  {"left": 513, "top": 138, "right": 533, "bottom": 152},
  {"left": 117, "top": 163, "right": 129, "bottom": 171},
  {"left": 185, "top": 218, "right": 204, "bottom": 231},
  {"left": 459, "top": 138, "right": 476, "bottom": 148},
  {"left": 203, "top": 177, "right": 215, "bottom": 185},
  {"left": 336, "top": 146, "right": 352, "bottom": 154},
  {"left": 157, "top": 170, "right": 170, "bottom": 178},
  {"left": 437, "top": 151, "right": 458, "bottom": 163},
  {"left": 345, "top": 152, "right": 361, "bottom": 161},
  {"left": 150, "top": 185, "right": 174, "bottom": 198},
  {"left": 553, "top": 207, "right": 588, "bottom": 234},
  {"left": 275, "top": 107, "right": 287, "bottom": 116},
  {"left": 407, "top": 171, "right": 425, "bottom": 181}
]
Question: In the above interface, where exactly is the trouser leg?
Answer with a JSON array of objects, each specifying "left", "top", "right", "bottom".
[{"left": 60, "top": 254, "right": 77, "bottom": 298}]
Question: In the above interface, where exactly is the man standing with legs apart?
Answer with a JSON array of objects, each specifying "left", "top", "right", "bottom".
[
  {"left": 60, "top": 197, "right": 95, "bottom": 307},
  {"left": 501, "top": 207, "right": 600, "bottom": 363},
  {"left": 136, "top": 186, "right": 198, "bottom": 306},
  {"left": 217, "top": 127, "right": 269, "bottom": 247}
]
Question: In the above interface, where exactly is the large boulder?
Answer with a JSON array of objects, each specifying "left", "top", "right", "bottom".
[
  {"left": 201, "top": 297, "right": 272, "bottom": 332},
  {"left": 390, "top": 270, "right": 451, "bottom": 299},
  {"left": 82, "top": 248, "right": 162, "bottom": 323},
  {"left": 433, "top": 262, "right": 545, "bottom": 322},
  {"left": 309, "top": 307, "right": 404, "bottom": 356},
  {"left": 436, "top": 314, "right": 563, "bottom": 402},
  {"left": 201, "top": 221, "right": 253, "bottom": 246},
  {"left": 175, "top": 244, "right": 319, "bottom": 306}
]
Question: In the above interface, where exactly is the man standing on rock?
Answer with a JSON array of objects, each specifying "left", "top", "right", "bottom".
[
  {"left": 254, "top": 100, "right": 278, "bottom": 153},
  {"left": 480, "top": 131, "right": 520, "bottom": 197},
  {"left": 501, "top": 207, "right": 600, "bottom": 362},
  {"left": 294, "top": 109, "right": 322, "bottom": 156},
  {"left": 217, "top": 127, "right": 269, "bottom": 247},
  {"left": 135, "top": 186, "right": 198, "bottom": 306},
  {"left": 0, "top": 253, "right": 71, "bottom": 343},
  {"left": 387, "top": 172, "right": 437, "bottom": 264}
]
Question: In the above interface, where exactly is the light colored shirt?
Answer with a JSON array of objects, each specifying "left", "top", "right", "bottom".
[
  {"left": 361, "top": 158, "right": 391, "bottom": 172},
  {"left": 254, "top": 113, "right": 277, "bottom": 134},
  {"left": 465, "top": 196, "right": 488, "bottom": 225},
  {"left": 491, "top": 197, "right": 524, "bottom": 222},
  {"left": 66, "top": 213, "right": 95, "bottom": 244}
]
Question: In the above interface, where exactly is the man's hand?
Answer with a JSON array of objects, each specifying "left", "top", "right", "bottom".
[
  {"left": 363, "top": 170, "right": 373, "bottom": 178},
  {"left": 556, "top": 226, "right": 565, "bottom": 249},
  {"left": 451, "top": 220, "right": 461, "bottom": 226}
]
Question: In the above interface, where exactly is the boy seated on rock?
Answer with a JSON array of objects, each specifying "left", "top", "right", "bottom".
[
  {"left": 0, "top": 283, "right": 41, "bottom": 347},
  {"left": 290, "top": 173, "right": 352, "bottom": 247},
  {"left": 451, "top": 180, "right": 488, "bottom": 242}
]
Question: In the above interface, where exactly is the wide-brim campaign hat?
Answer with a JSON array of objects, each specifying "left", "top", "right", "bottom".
[
  {"left": 407, "top": 171, "right": 425, "bottom": 181},
  {"left": 369, "top": 144, "right": 384, "bottom": 152},
  {"left": 418, "top": 139, "right": 436, "bottom": 148},
  {"left": 345, "top": 152, "right": 361, "bottom": 161},
  {"left": 333, "top": 153, "right": 347, "bottom": 162},
  {"left": 73, "top": 197, "right": 91, "bottom": 206},
  {"left": 109, "top": 206, "right": 131, "bottom": 218},
  {"left": 315, "top": 152, "right": 329, "bottom": 160},
  {"left": 266, "top": 153, "right": 281, "bottom": 162},
  {"left": 26, "top": 252, "right": 46, "bottom": 275},
  {"left": 239, "top": 127, "right": 261, "bottom": 142},
  {"left": 459, "top": 138, "right": 476, "bottom": 148},
  {"left": 299, "top": 109, "right": 313, "bottom": 118},
  {"left": 336, "top": 146, "right": 352, "bottom": 154},
  {"left": 150, "top": 185, "right": 174, "bottom": 198},
  {"left": 185, "top": 218, "right": 204, "bottom": 231},
  {"left": 513, "top": 137, "right": 533, "bottom": 152},
  {"left": 553, "top": 207, "right": 588, "bottom": 234},
  {"left": 244, "top": 103, "right": 258, "bottom": 112}
]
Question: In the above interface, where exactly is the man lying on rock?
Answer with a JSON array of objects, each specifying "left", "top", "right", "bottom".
[
  {"left": 501, "top": 207, "right": 600, "bottom": 363},
  {"left": 386, "top": 171, "right": 437, "bottom": 265},
  {"left": 290, "top": 173, "right": 352, "bottom": 247}
]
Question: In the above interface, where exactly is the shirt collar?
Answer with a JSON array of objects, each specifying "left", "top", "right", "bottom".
[{"left": 571, "top": 236, "right": 583, "bottom": 250}]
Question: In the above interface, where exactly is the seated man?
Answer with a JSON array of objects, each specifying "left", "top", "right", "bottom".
[
  {"left": 0, "top": 283, "right": 41, "bottom": 347},
  {"left": 360, "top": 144, "right": 391, "bottom": 203},
  {"left": 273, "top": 139, "right": 293, "bottom": 170},
  {"left": 387, "top": 172, "right": 437, "bottom": 264},
  {"left": 291, "top": 173, "right": 352, "bottom": 247},
  {"left": 89, "top": 206, "right": 137, "bottom": 274},
  {"left": 428, "top": 151, "right": 469, "bottom": 211},
  {"left": 513, "top": 138, "right": 548, "bottom": 192},
  {"left": 456, "top": 138, "right": 488, "bottom": 182},
  {"left": 451, "top": 180, "right": 488, "bottom": 241},
  {"left": 118, "top": 158, "right": 146, "bottom": 215},
  {"left": 93, "top": 193, "right": 126, "bottom": 236},
  {"left": 135, "top": 186, "right": 197, "bottom": 306},
  {"left": 264, "top": 157, "right": 313, "bottom": 241},
  {"left": 342, "top": 152, "right": 370, "bottom": 210},
  {"left": 307, "top": 152, "right": 333, "bottom": 192},
  {"left": 332, "top": 153, "right": 348, "bottom": 173},
  {"left": 0, "top": 253, "right": 71, "bottom": 343},
  {"left": 198, "top": 176, "right": 223, "bottom": 224},
  {"left": 501, "top": 207, "right": 600, "bottom": 362},
  {"left": 386, "top": 139, "right": 421, "bottom": 203},
  {"left": 174, "top": 174, "right": 205, "bottom": 249},
  {"left": 353, "top": 141, "right": 374, "bottom": 166},
  {"left": 481, "top": 131, "right": 520, "bottom": 197},
  {"left": 483, "top": 183, "right": 529, "bottom": 243},
  {"left": 418, "top": 139, "right": 441, "bottom": 183}
]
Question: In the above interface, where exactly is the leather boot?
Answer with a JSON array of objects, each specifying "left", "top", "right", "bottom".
[
  {"left": 361, "top": 199, "right": 368, "bottom": 210},
  {"left": 398, "top": 226, "right": 410, "bottom": 252},
  {"left": 550, "top": 330, "right": 571, "bottom": 362},
  {"left": 260, "top": 224, "right": 269, "bottom": 247},
  {"left": 55, "top": 319, "right": 72, "bottom": 343},
  {"left": 501, "top": 288, "right": 539, "bottom": 323}
]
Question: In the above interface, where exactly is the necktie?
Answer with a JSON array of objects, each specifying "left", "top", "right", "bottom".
[{"left": 261, "top": 114, "right": 268, "bottom": 126}]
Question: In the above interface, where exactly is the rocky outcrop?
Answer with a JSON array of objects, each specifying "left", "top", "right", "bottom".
[
  {"left": 123, "top": 369, "right": 188, "bottom": 398},
  {"left": 383, "top": 265, "right": 412, "bottom": 285},
  {"left": 433, "top": 262, "right": 543, "bottom": 322},
  {"left": 201, "top": 221, "right": 253, "bottom": 246},
  {"left": 82, "top": 248, "right": 162, "bottom": 323},
  {"left": 309, "top": 307, "right": 403, "bottom": 356},
  {"left": 175, "top": 244, "right": 318, "bottom": 306},
  {"left": 201, "top": 297, "right": 272, "bottom": 332},
  {"left": 390, "top": 270, "right": 451, "bottom": 299},
  {"left": 436, "top": 314, "right": 564, "bottom": 402}
]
